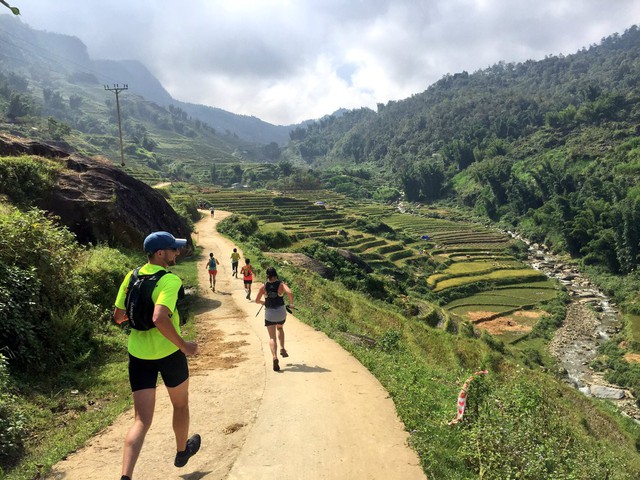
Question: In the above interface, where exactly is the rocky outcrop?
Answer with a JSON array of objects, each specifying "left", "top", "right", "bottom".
[
  {"left": 264, "top": 252, "right": 333, "bottom": 279},
  {"left": 334, "top": 248, "right": 373, "bottom": 273},
  {"left": 0, "top": 134, "right": 192, "bottom": 252}
]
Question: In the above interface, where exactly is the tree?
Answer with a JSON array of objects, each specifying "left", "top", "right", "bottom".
[
  {"left": 47, "top": 117, "right": 71, "bottom": 140},
  {"left": 262, "top": 142, "right": 281, "bottom": 161},
  {"left": 69, "top": 94, "right": 82, "bottom": 111},
  {"left": 277, "top": 160, "right": 293, "bottom": 176},
  {"left": 232, "top": 165, "right": 244, "bottom": 183},
  {"left": 7, "top": 93, "right": 30, "bottom": 121}
]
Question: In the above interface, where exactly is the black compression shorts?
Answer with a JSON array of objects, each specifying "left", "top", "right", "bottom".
[{"left": 128, "top": 350, "right": 189, "bottom": 392}]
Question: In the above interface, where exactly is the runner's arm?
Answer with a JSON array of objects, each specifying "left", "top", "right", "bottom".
[
  {"left": 254, "top": 284, "right": 266, "bottom": 305},
  {"left": 280, "top": 282, "right": 294, "bottom": 307},
  {"left": 153, "top": 304, "right": 197, "bottom": 355}
]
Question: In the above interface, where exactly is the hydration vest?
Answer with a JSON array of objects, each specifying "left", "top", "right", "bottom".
[
  {"left": 265, "top": 280, "right": 285, "bottom": 309},
  {"left": 124, "top": 267, "right": 184, "bottom": 330}
]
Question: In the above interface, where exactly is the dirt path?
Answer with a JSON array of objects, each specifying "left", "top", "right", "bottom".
[{"left": 48, "top": 211, "right": 425, "bottom": 480}]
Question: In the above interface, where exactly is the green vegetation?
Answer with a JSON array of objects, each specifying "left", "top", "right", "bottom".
[
  {"left": 0, "top": 156, "right": 61, "bottom": 206},
  {"left": 283, "top": 26, "right": 640, "bottom": 280},
  {"left": 0, "top": 198, "right": 200, "bottom": 478},
  {"left": 212, "top": 187, "right": 640, "bottom": 476}
]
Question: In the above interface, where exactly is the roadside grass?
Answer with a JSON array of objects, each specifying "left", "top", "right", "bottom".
[
  {"left": 5, "top": 325, "right": 131, "bottom": 480},
  {"left": 625, "top": 313, "right": 640, "bottom": 351}
]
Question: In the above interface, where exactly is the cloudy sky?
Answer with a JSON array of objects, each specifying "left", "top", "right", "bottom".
[{"left": 15, "top": 0, "right": 640, "bottom": 125}]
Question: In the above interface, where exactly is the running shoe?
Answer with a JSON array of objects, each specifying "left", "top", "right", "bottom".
[{"left": 174, "top": 434, "right": 201, "bottom": 468}]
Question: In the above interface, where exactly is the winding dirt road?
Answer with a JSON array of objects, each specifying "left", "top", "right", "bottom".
[{"left": 48, "top": 212, "right": 425, "bottom": 480}]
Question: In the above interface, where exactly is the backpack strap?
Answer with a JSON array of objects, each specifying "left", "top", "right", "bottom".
[{"left": 126, "top": 266, "right": 142, "bottom": 290}]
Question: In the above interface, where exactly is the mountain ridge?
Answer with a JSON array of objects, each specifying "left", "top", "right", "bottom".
[{"left": 0, "top": 14, "right": 295, "bottom": 145}]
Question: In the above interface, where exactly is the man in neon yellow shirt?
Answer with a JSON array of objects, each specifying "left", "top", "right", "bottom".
[
  {"left": 230, "top": 247, "right": 240, "bottom": 277},
  {"left": 114, "top": 231, "right": 200, "bottom": 480}
]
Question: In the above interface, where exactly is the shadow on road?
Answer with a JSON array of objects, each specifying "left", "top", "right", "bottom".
[
  {"left": 181, "top": 471, "right": 212, "bottom": 480},
  {"left": 191, "top": 297, "right": 222, "bottom": 314},
  {"left": 283, "top": 363, "right": 331, "bottom": 373}
]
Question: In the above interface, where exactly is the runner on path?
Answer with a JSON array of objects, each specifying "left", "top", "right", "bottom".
[
  {"left": 240, "top": 258, "right": 254, "bottom": 300},
  {"left": 206, "top": 252, "right": 220, "bottom": 291},
  {"left": 254, "top": 266, "right": 294, "bottom": 372},
  {"left": 113, "top": 231, "right": 200, "bottom": 480},
  {"left": 230, "top": 248, "right": 240, "bottom": 277}
]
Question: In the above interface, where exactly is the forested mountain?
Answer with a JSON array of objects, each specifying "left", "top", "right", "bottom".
[
  {"left": 93, "top": 58, "right": 293, "bottom": 145},
  {"left": 0, "top": 14, "right": 291, "bottom": 183},
  {"left": 286, "top": 25, "right": 640, "bottom": 276}
]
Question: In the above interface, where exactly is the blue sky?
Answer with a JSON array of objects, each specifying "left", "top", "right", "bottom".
[{"left": 16, "top": 0, "right": 640, "bottom": 125}]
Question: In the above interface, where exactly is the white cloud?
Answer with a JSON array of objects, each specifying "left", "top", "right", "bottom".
[{"left": 17, "top": 0, "right": 640, "bottom": 124}]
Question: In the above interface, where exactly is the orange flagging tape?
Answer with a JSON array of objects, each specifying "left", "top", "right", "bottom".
[{"left": 448, "top": 370, "right": 488, "bottom": 425}]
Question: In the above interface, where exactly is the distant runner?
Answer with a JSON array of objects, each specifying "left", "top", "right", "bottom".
[
  {"left": 206, "top": 252, "right": 220, "bottom": 291},
  {"left": 240, "top": 258, "right": 254, "bottom": 300},
  {"left": 210, "top": 207, "right": 214, "bottom": 217},
  {"left": 230, "top": 248, "right": 240, "bottom": 278},
  {"left": 255, "top": 266, "right": 294, "bottom": 372}
]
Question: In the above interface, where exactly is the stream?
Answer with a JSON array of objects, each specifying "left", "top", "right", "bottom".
[{"left": 510, "top": 232, "right": 640, "bottom": 420}]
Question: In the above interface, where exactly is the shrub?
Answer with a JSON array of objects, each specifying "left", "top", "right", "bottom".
[
  {"left": 0, "top": 206, "right": 100, "bottom": 370},
  {"left": 0, "top": 264, "right": 46, "bottom": 367},
  {"left": 0, "top": 156, "right": 60, "bottom": 206},
  {"left": 372, "top": 186, "right": 401, "bottom": 203},
  {"left": 256, "top": 229, "right": 292, "bottom": 250},
  {"left": 353, "top": 217, "right": 396, "bottom": 236},
  {"left": 75, "top": 245, "right": 135, "bottom": 315},
  {"left": 217, "top": 214, "right": 259, "bottom": 241},
  {"left": 379, "top": 329, "right": 402, "bottom": 352},
  {"left": 168, "top": 195, "right": 200, "bottom": 229},
  {"left": 0, "top": 354, "right": 26, "bottom": 470}
]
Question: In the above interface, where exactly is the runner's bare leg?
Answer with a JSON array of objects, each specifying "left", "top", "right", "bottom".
[{"left": 121, "top": 388, "right": 156, "bottom": 478}]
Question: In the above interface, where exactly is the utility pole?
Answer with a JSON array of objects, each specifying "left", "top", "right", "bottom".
[{"left": 104, "top": 84, "right": 128, "bottom": 166}]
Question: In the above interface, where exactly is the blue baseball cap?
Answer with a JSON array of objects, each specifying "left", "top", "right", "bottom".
[{"left": 143, "top": 231, "right": 187, "bottom": 254}]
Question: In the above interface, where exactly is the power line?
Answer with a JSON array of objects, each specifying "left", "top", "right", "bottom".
[{"left": 104, "top": 84, "right": 128, "bottom": 167}]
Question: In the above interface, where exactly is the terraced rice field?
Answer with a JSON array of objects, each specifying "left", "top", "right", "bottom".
[{"left": 196, "top": 188, "right": 559, "bottom": 341}]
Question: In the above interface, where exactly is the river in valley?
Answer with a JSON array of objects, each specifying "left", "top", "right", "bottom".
[{"left": 511, "top": 232, "right": 640, "bottom": 419}]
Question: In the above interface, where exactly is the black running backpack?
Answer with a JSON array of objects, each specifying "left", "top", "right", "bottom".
[{"left": 124, "top": 267, "right": 169, "bottom": 331}]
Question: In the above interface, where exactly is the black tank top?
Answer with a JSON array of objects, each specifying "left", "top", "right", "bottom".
[{"left": 265, "top": 280, "right": 285, "bottom": 308}]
